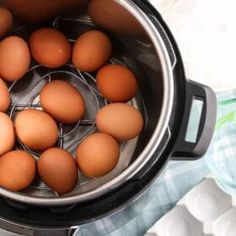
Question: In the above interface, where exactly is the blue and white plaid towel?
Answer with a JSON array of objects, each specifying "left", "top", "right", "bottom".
[{"left": 78, "top": 90, "right": 236, "bottom": 236}]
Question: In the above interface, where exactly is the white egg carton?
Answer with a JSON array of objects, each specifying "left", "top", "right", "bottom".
[{"left": 145, "top": 176, "right": 236, "bottom": 236}]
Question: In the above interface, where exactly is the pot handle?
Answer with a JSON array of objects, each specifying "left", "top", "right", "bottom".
[{"left": 171, "top": 80, "right": 216, "bottom": 160}]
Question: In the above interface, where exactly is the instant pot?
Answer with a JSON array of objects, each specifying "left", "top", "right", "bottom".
[{"left": 0, "top": 0, "right": 216, "bottom": 235}]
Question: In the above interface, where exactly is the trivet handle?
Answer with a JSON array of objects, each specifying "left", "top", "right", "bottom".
[{"left": 171, "top": 80, "right": 216, "bottom": 160}]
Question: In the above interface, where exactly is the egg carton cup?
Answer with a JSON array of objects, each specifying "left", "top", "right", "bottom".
[{"left": 145, "top": 176, "right": 236, "bottom": 236}]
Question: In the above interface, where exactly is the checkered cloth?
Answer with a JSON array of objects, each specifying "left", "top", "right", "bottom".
[{"left": 77, "top": 90, "right": 236, "bottom": 236}]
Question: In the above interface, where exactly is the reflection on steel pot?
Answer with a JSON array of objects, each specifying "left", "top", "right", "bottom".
[{"left": 0, "top": 0, "right": 216, "bottom": 235}]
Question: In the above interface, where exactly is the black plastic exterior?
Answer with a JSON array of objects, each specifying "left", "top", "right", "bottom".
[
  {"left": 142, "top": 0, "right": 217, "bottom": 160},
  {"left": 0, "top": 0, "right": 216, "bottom": 232}
]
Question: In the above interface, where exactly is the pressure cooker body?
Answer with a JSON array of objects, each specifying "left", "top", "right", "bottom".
[{"left": 0, "top": 0, "right": 216, "bottom": 234}]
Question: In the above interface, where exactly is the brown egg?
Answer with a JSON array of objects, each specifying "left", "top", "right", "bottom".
[
  {"left": 38, "top": 148, "right": 78, "bottom": 194},
  {"left": 4, "top": 0, "right": 83, "bottom": 23},
  {"left": 30, "top": 28, "right": 71, "bottom": 68},
  {"left": 15, "top": 109, "right": 58, "bottom": 151},
  {"left": 40, "top": 80, "right": 85, "bottom": 124},
  {"left": 76, "top": 133, "right": 119, "bottom": 177},
  {"left": 88, "top": 0, "right": 146, "bottom": 37},
  {"left": 0, "top": 7, "right": 13, "bottom": 37},
  {"left": 0, "top": 36, "right": 31, "bottom": 81},
  {"left": 0, "top": 113, "right": 15, "bottom": 156},
  {"left": 0, "top": 150, "right": 36, "bottom": 191},
  {"left": 96, "top": 103, "right": 144, "bottom": 140},
  {"left": 96, "top": 64, "right": 138, "bottom": 102},
  {"left": 72, "top": 30, "right": 112, "bottom": 72},
  {"left": 0, "top": 79, "right": 10, "bottom": 112}
]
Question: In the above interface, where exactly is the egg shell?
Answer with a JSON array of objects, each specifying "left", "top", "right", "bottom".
[
  {"left": 0, "top": 7, "right": 13, "bottom": 37},
  {"left": 30, "top": 28, "right": 71, "bottom": 68},
  {"left": 15, "top": 109, "right": 58, "bottom": 151},
  {"left": 0, "top": 150, "right": 36, "bottom": 191},
  {"left": 40, "top": 80, "right": 85, "bottom": 124},
  {"left": 72, "top": 30, "right": 112, "bottom": 72},
  {"left": 0, "top": 79, "right": 10, "bottom": 112},
  {"left": 76, "top": 132, "right": 119, "bottom": 177},
  {"left": 96, "top": 64, "right": 138, "bottom": 102},
  {"left": 88, "top": 0, "right": 145, "bottom": 37},
  {"left": 4, "top": 0, "right": 82, "bottom": 23},
  {"left": 38, "top": 148, "right": 78, "bottom": 194},
  {"left": 0, "top": 36, "right": 31, "bottom": 81},
  {"left": 0, "top": 112, "right": 15, "bottom": 156},
  {"left": 96, "top": 103, "right": 144, "bottom": 140}
]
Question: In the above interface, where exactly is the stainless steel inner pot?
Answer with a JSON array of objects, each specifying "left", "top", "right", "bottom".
[{"left": 0, "top": 0, "right": 174, "bottom": 206}]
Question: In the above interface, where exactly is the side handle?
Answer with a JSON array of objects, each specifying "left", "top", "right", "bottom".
[{"left": 171, "top": 80, "right": 216, "bottom": 160}]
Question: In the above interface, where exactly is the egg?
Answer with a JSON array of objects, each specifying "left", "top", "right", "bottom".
[
  {"left": 0, "top": 79, "right": 10, "bottom": 112},
  {"left": 15, "top": 109, "right": 58, "bottom": 151},
  {"left": 72, "top": 30, "right": 112, "bottom": 72},
  {"left": 30, "top": 28, "right": 71, "bottom": 68},
  {"left": 4, "top": 0, "right": 82, "bottom": 23},
  {"left": 0, "top": 150, "right": 36, "bottom": 191},
  {"left": 38, "top": 148, "right": 78, "bottom": 194},
  {"left": 96, "top": 64, "right": 138, "bottom": 102},
  {"left": 0, "top": 113, "right": 15, "bottom": 156},
  {"left": 76, "top": 133, "right": 119, "bottom": 177},
  {"left": 40, "top": 80, "right": 85, "bottom": 124},
  {"left": 0, "top": 36, "right": 31, "bottom": 81},
  {"left": 88, "top": 0, "right": 145, "bottom": 37},
  {"left": 96, "top": 103, "right": 144, "bottom": 140},
  {"left": 0, "top": 7, "right": 13, "bottom": 37}
]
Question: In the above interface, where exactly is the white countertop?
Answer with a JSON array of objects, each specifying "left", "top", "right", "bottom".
[{"left": 150, "top": 0, "right": 236, "bottom": 92}]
